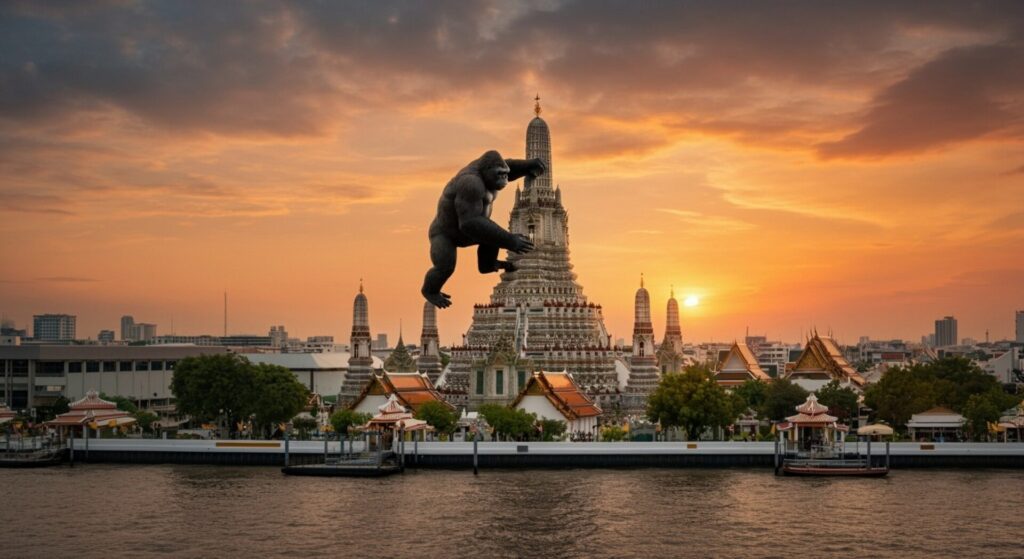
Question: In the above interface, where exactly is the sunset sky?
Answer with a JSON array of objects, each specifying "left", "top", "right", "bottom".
[{"left": 2, "top": 1, "right": 1023, "bottom": 346}]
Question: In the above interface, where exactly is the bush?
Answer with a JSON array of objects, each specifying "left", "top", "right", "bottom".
[{"left": 601, "top": 425, "right": 628, "bottom": 442}]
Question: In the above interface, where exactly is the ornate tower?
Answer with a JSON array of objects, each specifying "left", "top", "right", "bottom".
[
  {"left": 417, "top": 301, "right": 443, "bottom": 382},
  {"left": 625, "top": 275, "right": 660, "bottom": 413},
  {"left": 339, "top": 280, "right": 374, "bottom": 405},
  {"left": 657, "top": 287, "right": 684, "bottom": 374},
  {"left": 448, "top": 97, "right": 620, "bottom": 410}
]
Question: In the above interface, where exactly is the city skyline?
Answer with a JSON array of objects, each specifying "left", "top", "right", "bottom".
[{"left": 2, "top": 3, "right": 1023, "bottom": 345}]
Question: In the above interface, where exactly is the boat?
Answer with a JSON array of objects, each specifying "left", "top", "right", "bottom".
[
  {"left": 0, "top": 448, "right": 66, "bottom": 468},
  {"left": 782, "top": 459, "right": 888, "bottom": 477},
  {"left": 282, "top": 450, "right": 402, "bottom": 477}
]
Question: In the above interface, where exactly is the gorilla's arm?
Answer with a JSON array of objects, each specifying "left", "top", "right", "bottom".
[
  {"left": 505, "top": 158, "right": 546, "bottom": 182},
  {"left": 454, "top": 176, "right": 519, "bottom": 249}
]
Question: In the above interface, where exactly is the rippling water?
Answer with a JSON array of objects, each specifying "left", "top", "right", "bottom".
[{"left": 4, "top": 466, "right": 1023, "bottom": 558}]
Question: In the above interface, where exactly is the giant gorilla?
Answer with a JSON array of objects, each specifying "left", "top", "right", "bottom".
[{"left": 421, "top": 150, "right": 546, "bottom": 308}]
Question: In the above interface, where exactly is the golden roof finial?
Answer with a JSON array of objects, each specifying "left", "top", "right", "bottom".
[
  {"left": 359, "top": 278, "right": 363, "bottom": 294},
  {"left": 534, "top": 93, "right": 541, "bottom": 117},
  {"left": 640, "top": 272, "right": 644, "bottom": 289},
  {"left": 670, "top": 284, "right": 675, "bottom": 298}
]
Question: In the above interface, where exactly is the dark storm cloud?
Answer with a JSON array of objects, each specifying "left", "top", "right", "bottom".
[
  {"left": 0, "top": 0, "right": 1022, "bottom": 155},
  {"left": 818, "top": 41, "right": 1024, "bottom": 158}
]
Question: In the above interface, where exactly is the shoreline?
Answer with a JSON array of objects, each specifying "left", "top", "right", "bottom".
[{"left": 46, "top": 439, "right": 1024, "bottom": 469}]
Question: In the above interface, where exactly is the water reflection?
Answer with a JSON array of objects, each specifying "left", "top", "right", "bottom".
[{"left": 3, "top": 467, "right": 1023, "bottom": 558}]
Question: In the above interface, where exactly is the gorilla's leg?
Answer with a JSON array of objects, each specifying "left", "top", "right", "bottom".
[
  {"left": 477, "top": 244, "right": 517, "bottom": 273},
  {"left": 422, "top": 234, "right": 456, "bottom": 308}
]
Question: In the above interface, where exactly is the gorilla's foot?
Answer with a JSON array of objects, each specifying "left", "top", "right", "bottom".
[
  {"left": 497, "top": 260, "right": 518, "bottom": 272},
  {"left": 424, "top": 291, "right": 452, "bottom": 309}
]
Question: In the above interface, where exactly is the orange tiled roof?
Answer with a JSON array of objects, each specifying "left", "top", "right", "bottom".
[
  {"left": 788, "top": 334, "right": 866, "bottom": 387},
  {"left": 350, "top": 371, "right": 454, "bottom": 413},
  {"left": 511, "top": 371, "right": 602, "bottom": 420}
]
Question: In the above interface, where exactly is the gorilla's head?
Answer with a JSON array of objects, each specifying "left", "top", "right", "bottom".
[{"left": 478, "top": 150, "right": 511, "bottom": 191}]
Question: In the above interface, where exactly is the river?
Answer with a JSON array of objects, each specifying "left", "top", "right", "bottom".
[{"left": 3, "top": 466, "right": 1022, "bottom": 558}]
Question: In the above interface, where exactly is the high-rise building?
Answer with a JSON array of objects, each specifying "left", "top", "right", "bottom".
[
  {"left": 32, "top": 314, "right": 76, "bottom": 342},
  {"left": 448, "top": 98, "right": 620, "bottom": 410},
  {"left": 120, "top": 315, "right": 134, "bottom": 341},
  {"left": 934, "top": 316, "right": 958, "bottom": 347},
  {"left": 339, "top": 281, "right": 374, "bottom": 405},
  {"left": 417, "top": 301, "right": 443, "bottom": 382},
  {"left": 98, "top": 330, "right": 115, "bottom": 343},
  {"left": 372, "top": 333, "right": 389, "bottom": 350},
  {"left": 625, "top": 276, "right": 660, "bottom": 411},
  {"left": 1016, "top": 310, "right": 1024, "bottom": 344},
  {"left": 269, "top": 325, "right": 288, "bottom": 348}
]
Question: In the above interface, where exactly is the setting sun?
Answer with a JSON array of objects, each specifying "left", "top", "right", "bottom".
[{"left": 684, "top": 295, "right": 700, "bottom": 307}]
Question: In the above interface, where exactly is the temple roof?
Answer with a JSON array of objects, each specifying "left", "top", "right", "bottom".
[
  {"left": 511, "top": 370, "right": 602, "bottom": 420},
  {"left": 788, "top": 333, "right": 866, "bottom": 387},
  {"left": 715, "top": 342, "right": 771, "bottom": 385},
  {"left": 786, "top": 394, "right": 838, "bottom": 424},
  {"left": 350, "top": 371, "right": 453, "bottom": 412},
  {"left": 46, "top": 390, "right": 131, "bottom": 427}
]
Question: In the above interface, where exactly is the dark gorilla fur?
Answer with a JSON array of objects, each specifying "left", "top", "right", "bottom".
[{"left": 421, "top": 150, "right": 546, "bottom": 308}]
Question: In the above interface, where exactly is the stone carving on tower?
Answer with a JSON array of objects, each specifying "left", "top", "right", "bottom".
[
  {"left": 656, "top": 287, "right": 684, "bottom": 374},
  {"left": 339, "top": 280, "right": 374, "bottom": 406},
  {"left": 624, "top": 275, "right": 660, "bottom": 413},
  {"left": 446, "top": 97, "right": 621, "bottom": 411},
  {"left": 417, "top": 301, "right": 443, "bottom": 382}
]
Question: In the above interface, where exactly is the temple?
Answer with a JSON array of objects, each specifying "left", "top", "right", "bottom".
[
  {"left": 714, "top": 341, "right": 772, "bottom": 387},
  {"left": 623, "top": 276, "right": 660, "bottom": 412},
  {"left": 350, "top": 371, "right": 453, "bottom": 416},
  {"left": 786, "top": 332, "right": 866, "bottom": 392},
  {"left": 338, "top": 280, "right": 377, "bottom": 406},
  {"left": 444, "top": 98, "right": 622, "bottom": 411},
  {"left": 655, "top": 287, "right": 684, "bottom": 374},
  {"left": 511, "top": 371, "right": 602, "bottom": 435},
  {"left": 45, "top": 390, "right": 134, "bottom": 434},
  {"left": 416, "top": 302, "right": 443, "bottom": 382}
]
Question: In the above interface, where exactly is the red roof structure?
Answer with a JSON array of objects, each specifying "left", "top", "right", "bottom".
[
  {"left": 511, "top": 371, "right": 602, "bottom": 420},
  {"left": 715, "top": 341, "right": 771, "bottom": 387},
  {"left": 785, "top": 394, "right": 838, "bottom": 426},
  {"left": 351, "top": 371, "right": 453, "bottom": 413},
  {"left": 45, "top": 390, "right": 133, "bottom": 429},
  {"left": 0, "top": 403, "right": 15, "bottom": 425},
  {"left": 787, "top": 333, "right": 866, "bottom": 388}
]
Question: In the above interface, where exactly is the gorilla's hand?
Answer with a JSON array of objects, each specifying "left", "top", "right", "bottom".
[
  {"left": 511, "top": 233, "right": 535, "bottom": 254},
  {"left": 528, "top": 158, "right": 547, "bottom": 177}
]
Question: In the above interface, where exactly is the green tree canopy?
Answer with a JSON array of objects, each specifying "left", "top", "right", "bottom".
[
  {"left": 171, "top": 354, "right": 257, "bottom": 425},
  {"left": 961, "top": 393, "right": 1001, "bottom": 440},
  {"left": 478, "top": 404, "right": 537, "bottom": 440},
  {"left": 414, "top": 400, "right": 458, "bottom": 436},
  {"left": 538, "top": 418, "right": 567, "bottom": 441},
  {"left": 292, "top": 416, "right": 318, "bottom": 440},
  {"left": 864, "top": 357, "right": 1019, "bottom": 431},
  {"left": 758, "top": 378, "right": 809, "bottom": 422},
  {"left": 600, "top": 424, "right": 628, "bottom": 442},
  {"left": 646, "top": 365, "right": 736, "bottom": 440},
  {"left": 330, "top": 409, "right": 371, "bottom": 436},
  {"left": 815, "top": 380, "right": 859, "bottom": 421},
  {"left": 734, "top": 379, "right": 767, "bottom": 412},
  {"left": 250, "top": 363, "right": 309, "bottom": 434}
]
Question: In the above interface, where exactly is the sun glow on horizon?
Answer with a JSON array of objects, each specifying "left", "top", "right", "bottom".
[{"left": 684, "top": 295, "right": 700, "bottom": 307}]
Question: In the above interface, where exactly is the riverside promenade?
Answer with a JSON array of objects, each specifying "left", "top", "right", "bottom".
[{"left": 64, "top": 439, "right": 1024, "bottom": 468}]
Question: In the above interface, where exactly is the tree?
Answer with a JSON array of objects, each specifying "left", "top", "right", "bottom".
[
  {"left": 600, "top": 424, "right": 628, "bottom": 442},
  {"left": 171, "top": 354, "right": 257, "bottom": 428},
  {"left": 815, "top": 380, "right": 859, "bottom": 421},
  {"left": 414, "top": 400, "right": 458, "bottom": 437},
  {"left": 646, "top": 365, "right": 736, "bottom": 440},
  {"left": 961, "top": 393, "right": 999, "bottom": 440},
  {"left": 538, "top": 418, "right": 566, "bottom": 441},
  {"left": 478, "top": 404, "right": 537, "bottom": 440},
  {"left": 292, "top": 416, "right": 318, "bottom": 440},
  {"left": 734, "top": 379, "right": 767, "bottom": 412},
  {"left": 134, "top": 410, "right": 158, "bottom": 434},
  {"left": 249, "top": 363, "right": 309, "bottom": 436},
  {"left": 101, "top": 393, "right": 139, "bottom": 414},
  {"left": 330, "top": 409, "right": 371, "bottom": 438},
  {"left": 758, "top": 378, "right": 809, "bottom": 422}
]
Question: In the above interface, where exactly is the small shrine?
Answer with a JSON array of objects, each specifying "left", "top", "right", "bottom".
[
  {"left": 777, "top": 394, "right": 844, "bottom": 453},
  {"left": 44, "top": 390, "right": 134, "bottom": 435}
]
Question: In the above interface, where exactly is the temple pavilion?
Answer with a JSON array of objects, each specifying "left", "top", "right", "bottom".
[
  {"left": 511, "top": 371, "right": 602, "bottom": 435},
  {"left": 350, "top": 371, "right": 453, "bottom": 416},
  {"left": 45, "top": 390, "right": 134, "bottom": 435},
  {"left": 777, "top": 394, "right": 845, "bottom": 453},
  {"left": 714, "top": 341, "right": 772, "bottom": 388},
  {"left": 785, "top": 333, "right": 866, "bottom": 392}
]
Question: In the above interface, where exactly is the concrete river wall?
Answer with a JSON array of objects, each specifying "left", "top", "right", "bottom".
[{"left": 66, "top": 439, "right": 1024, "bottom": 468}]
